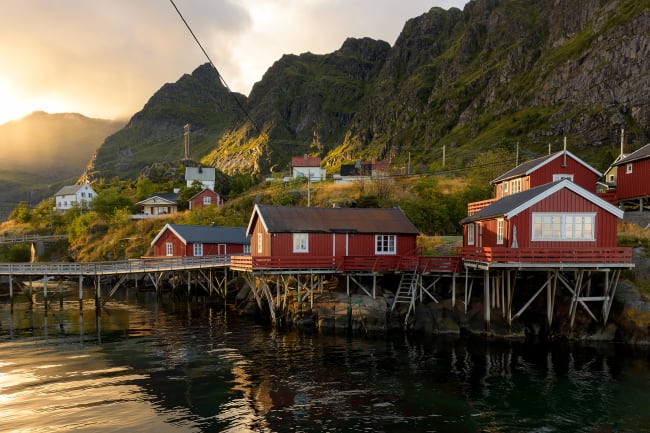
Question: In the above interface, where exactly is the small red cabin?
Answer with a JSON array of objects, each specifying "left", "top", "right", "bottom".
[
  {"left": 151, "top": 224, "right": 249, "bottom": 257},
  {"left": 242, "top": 205, "right": 420, "bottom": 270},
  {"left": 188, "top": 188, "right": 224, "bottom": 210},
  {"left": 492, "top": 149, "right": 601, "bottom": 200},
  {"left": 461, "top": 179, "right": 630, "bottom": 265},
  {"left": 612, "top": 142, "right": 650, "bottom": 203}
]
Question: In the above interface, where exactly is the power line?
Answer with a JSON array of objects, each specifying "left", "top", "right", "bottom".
[{"left": 168, "top": 0, "right": 267, "bottom": 140}]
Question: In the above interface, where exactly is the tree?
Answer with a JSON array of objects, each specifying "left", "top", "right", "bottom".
[{"left": 9, "top": 201, "right": 31, "bottom": 223}]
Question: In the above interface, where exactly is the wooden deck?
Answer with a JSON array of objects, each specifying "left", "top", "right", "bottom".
[
  {"left": 462, "top": 246, "right": 633, "bottom": 268},
  {"left": 229, "top": 255, "right": 462, "bottom": 273}
]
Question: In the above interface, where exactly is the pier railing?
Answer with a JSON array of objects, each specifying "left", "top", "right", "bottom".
[
  {"left": 0, "top": 255, "right": 230, "bottom": 276},
  {"left": 461, "top": 246, "right": 633, "bottom": 265},
  {"left": 229, "top": 255, "right": 462, "bottom": 273}
]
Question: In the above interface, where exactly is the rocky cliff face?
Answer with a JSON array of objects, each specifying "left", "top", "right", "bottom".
[{"left": 89, "top": 0, "right": 650, "bottom": 181}]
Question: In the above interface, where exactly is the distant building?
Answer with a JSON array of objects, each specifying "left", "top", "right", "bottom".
[
  {"left": 291, "top": 155, "right": 326, "bottom": 182},
  {"left": 135, "top": 193, "right": 178, "bottom": 218},
  {"left": 185, "top": 166, "right": 216, "bottom": 190},
  {"left": 336, "top": 160, "right": 390, "bottom": 182},
  {"left": 188, "top": 188, "right": 224, "bottom": 210},
  {"left": 54, "top": 184, "right": 96, "bottom": 211}
]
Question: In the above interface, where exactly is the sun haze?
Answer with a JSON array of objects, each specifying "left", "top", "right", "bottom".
[{"left": 0, "top": 0, "right": 468, "bottom": 125}]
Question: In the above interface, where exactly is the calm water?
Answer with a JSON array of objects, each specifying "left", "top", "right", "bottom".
[{"left": 1, "top": 289, "right": 649, "bottom": 433}]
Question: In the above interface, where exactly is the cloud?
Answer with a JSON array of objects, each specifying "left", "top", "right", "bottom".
[{"left": 0, "top": 0, "right": 467, "bottom": 122}]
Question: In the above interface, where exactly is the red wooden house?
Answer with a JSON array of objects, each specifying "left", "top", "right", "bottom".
[
  {"left": 612, "top": 142, "right": 650, "bottom": 205},
  {"left": 188, "top": 188, "right": 224, "bottom": 210},
  {"left": 469, "top": 149, "right": 602, "bottom": 215},
  {"left": 150, "top": 224, "right": 249, "bottom": 257},
  {"left": 461, "top": 179, "right": 630, "bottom": 265},
  {"left": 234, "top": 204, "right": 420, "bottom": 271},
  {"left": 493, "top": 149, "right": 601, "bottom": 199}
]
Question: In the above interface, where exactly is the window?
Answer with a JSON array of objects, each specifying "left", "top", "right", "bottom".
[
  {"left": 496, "top": 219, "right": 504, "bottom": 245},
  {"left": 553, "top": 174, "right": 574, "bottom": 182},
  {"left": 193, "top": 243, "right": 203, "bottom": 256},
  {"left": 510, "top": 179, "right": 522, "bottom": 194},
  {"left": 608, "top": 174, "right": 615, "bottom": 183},
  {"left": 293, "top": 233, "right": 309, "bottom": 252},
  {"left": 375, "top": 235, "right": 396, "bottom": 254},
  {"left": 532, "top": 213, "right": 595, "bottom": 241},
  {"left": 500, "top": 182, "right": 508, "bottom": 197},
  {"left": 626, "top": 163, "right": 633, "bottom": 174},
  {"left": 257, "top": 233, "right": 263, "bottom": 253},
  {"left": 243, "top": 245, "right": 251, "bottom": 254},
  {"left": 467, "top": 223, "right": 475, "bottom": 245},
  {"left": 203, "top": 196, "right": 211, "bottom": 205},
  {"left": 165, "top": 242, "right": 173, "bottom": 256}
]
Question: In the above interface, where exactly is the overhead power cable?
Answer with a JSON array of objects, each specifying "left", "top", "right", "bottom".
[{"left": 168, "top": 0, "right": 267, "bottom": 140}]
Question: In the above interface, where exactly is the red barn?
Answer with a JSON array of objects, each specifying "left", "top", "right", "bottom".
[
  {"left": 150, "top": 224, "right": 249, "bottom": 257},
  {"left": 188, "top": 188, "right": 224, "bottom": 210},
  {"left": 612, "top": 142, "right": 650, "bottom": 205},
  {"left": 492, "top": 149, "right": 601, "bottom": 200},
  {"left": 243, "top": 205, "right": 420, "bottom": 270},
  {"left": 461, "top": 179, "right": 630, "bottom": 265}
]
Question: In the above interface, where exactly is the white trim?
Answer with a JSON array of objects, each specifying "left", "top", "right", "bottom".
[
  {"left": 552, "top": 173, "right": 574, "bottom": 182},
  {"left": 375, "top": 234, "right": 396, "bottom": 255},
  {"left": 257, "top": 233, "right": 263, "bottom": 254},
  {"left": 496, "top": 219, "right": 504, "bottom": 245},
  {"left": 531, "top": 212, "right": 595, "bottom": 241},
  {"left": 467, "top": 223, "right": 475, "bottom": 245},
  {"left": 193, "top": 243, "right": 204, "bottom": 256},
  {"left": 626, "top": 163, "right": 633, "bottom": 174},
  {"left": 293, "top": 233, "right": 309, "bottom": 253},
  {"left": 505, "top": 179, "right": 624, "bottom": 220},
  {"left": 165, "top": 242, "right": 173, "bottom": 256}
]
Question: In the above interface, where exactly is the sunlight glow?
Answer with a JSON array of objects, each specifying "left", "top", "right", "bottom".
[{"left": 0, "top": 76, "right": 71, "bottom": 124}]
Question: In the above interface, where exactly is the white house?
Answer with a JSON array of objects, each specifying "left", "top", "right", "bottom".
[
  {"left": 134, "top": 193, "right": 179, "bottom": 218},
  {"left": 185, "top": 166, "right": 216, "bottom": 190},
  {"left": 54, "top": 184, "right": 97, "bottom": 211},
  {"left": 291, "top": 155, "right": 326, "bottom": 182}
]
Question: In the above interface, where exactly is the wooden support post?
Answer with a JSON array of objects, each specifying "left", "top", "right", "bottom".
[
  {"left": 452, "top": 273, "right": 456, "bottom": 307},
  {"left": 95, "top": 275, "right": 101, "bottom": 309},
  {"left": 464, "top": 267, "right": 469, "bottom": 314},
  {"left": 372, "top": 273, "right": 376, "bottom": 299},
  {"left": 79, "top": 275, "right": 84, "bottom": 309},
  {"left": 187, "top": 271, "right": 191, "bottom": 297},
  {"left": 484, "top": 270, "right": 490, "bottom": 331},
  {"left": 9, "top": 275, "right": 13, "bottom": 305},
  {"left": 43, "top": 275, "right": 48, "bottom": 310},
  {"left": 506, "top": 270, "right": 513, "bottom": 327},
  {"left": 28, "top": 279, "right": 33, "bottom": 304}
]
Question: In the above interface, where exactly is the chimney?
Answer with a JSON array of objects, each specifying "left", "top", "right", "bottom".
[{"left": 562, "top": 137, "right": 567, "bottom": 167}]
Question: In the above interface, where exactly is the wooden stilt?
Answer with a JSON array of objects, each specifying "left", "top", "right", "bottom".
[
  {"left": 484, "top": 270, "right": 490, "bottom": 331},
  {"left": 43, "top": 275, "right": 48, "bottom": 310},
  {"left": 79, "top": 275, "right": 83, "bottom": 309},
  {"left": 452, "top": 273, "right": 456, "bottom": 307}
]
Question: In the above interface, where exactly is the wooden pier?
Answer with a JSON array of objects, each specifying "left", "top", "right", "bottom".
[{"left": 0, "top": 256, "right": 230, "bottom": 308}]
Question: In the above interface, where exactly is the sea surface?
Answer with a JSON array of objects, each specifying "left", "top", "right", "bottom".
[{"left": 0, "top": 288, "right": 649, "bottom": 433}]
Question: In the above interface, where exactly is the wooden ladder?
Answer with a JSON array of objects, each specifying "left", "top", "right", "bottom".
[{"left": 391, "top": 266, "right": 420, "bottom": 324}]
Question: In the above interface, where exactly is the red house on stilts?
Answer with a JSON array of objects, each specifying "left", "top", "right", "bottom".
[{"left": 463, "top": 148, "right": 633, "bottom": 331}]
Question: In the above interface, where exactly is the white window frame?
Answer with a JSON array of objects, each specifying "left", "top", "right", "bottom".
[
  {"left": 500, "top": 182, "right": 508, "bottom": 197},
  {"left": 553, "top": 173, "right": 574, "bottom": 182},
  {"left": 193, "top": 243, "right": 203, "bottom": 256},
  {"left": 510, "top": 179, "right": 522, "bottom": 194},
  {"left": 257, "top": 233, "right": 263, "bottom": 254},
  {"left": 532, "top": 212, "right": 595, "bottom": 241},
  {"left": 467, "top": 223, "right": 475, "bottom": 246},
  {"left": 375, "top": 235, "right": 396, "bottom": 255},
  {"left": 496, "top": 219, "right": 504, "bottom": 245},
  {"left": 165, "top": 242, "right": 173, "bottom": 256},
  {"left": 293, "top": 233, "right": 309, "bottom": 253},
  {"left": 243, "top": 244, "right": 251, "bottom": 254},
  {"left": 626, "top": 163, "right": 633, "bottom": 174},
  {"left": 203, "top": 196, "right": 211, "bottom": 205}
]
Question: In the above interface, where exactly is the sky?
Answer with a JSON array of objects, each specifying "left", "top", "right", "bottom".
[{"left": 0, "top": 0, "right": 468, "bottom": 124}]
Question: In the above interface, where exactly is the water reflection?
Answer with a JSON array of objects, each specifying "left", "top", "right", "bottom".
[{"left": 0, "top": 293, "right": 649, "bottom": 433}]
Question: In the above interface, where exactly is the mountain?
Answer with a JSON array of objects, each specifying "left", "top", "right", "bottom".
[
  {"left": 87, "top": 0, "right": 650, "bottom": 182},
  {"left": 0, "top": 111, "right": 124, "bottom": 218}
]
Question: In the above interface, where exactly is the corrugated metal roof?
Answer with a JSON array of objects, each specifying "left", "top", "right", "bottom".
[
  {"left": 614, "top": 142, "right": 650, "bottom": 165},
  {"left": 153, "top": 224, "right": 248, "bottom": 246},
  {"left": 249, "top": 205, "right": 420, "bottom": 235}
]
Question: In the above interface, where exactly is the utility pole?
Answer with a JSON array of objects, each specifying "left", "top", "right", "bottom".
[{"left": 183, "top": 124, "right": 190, "bottom": 160}]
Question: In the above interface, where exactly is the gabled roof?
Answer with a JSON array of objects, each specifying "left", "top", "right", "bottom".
[
  {"left": 461, "top": 179, "right": 624, "bottom": 224},
  {"left": 185, "top": 166, "right": 216, "bottom": 181},
  {"left": 614, "top": 142, "right": 650, "bottom": 165},
  {"left": 55, "top": 184, "right": 94, "bottom": 196},
  {"left": 492, "top": 150, "right": 601, "bottom": 183},
  {"left": 188, "top": 188, "right": 220, "bottom": 201},
  {"left": 136, "top": 193, "right": 178, "bottom": 206},
  {"left": 151, "top": 224, "right": 248, "bottom": 246},
  {"left": 292, "top": 155, "right": 321, "bottom": 167},
  {"left": 246, "top": 205, "right": 419, "bottom": 236}
]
